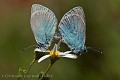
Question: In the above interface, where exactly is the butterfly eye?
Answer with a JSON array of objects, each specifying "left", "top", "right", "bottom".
[{"left": 83, "top": 49, "right": 87, "bottom": 53}]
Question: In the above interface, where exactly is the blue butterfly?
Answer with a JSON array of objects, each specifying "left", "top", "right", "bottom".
[
  {"left": 30, "top": 4, "right": 89, "bottom": 62},
  {"left": 31, "top": 4, "right": 57, "bottom": 51},
  {"left": 58, "top": 6, "right": 86, "bottom": 54}
]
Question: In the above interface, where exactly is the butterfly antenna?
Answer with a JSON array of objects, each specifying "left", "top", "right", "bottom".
[
  {"left": 21, "top": 45, "right": 38, "bottom": 52},
  {"left": 87, "top": 46, "right": 103, "bottom": 54}
]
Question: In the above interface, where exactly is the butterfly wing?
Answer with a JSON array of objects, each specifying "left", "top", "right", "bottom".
[
  {"left": 58, "top": 6, "right": 86, "bottom": 53},
  {"left": 31, "top": 4, "right": 57, "bottom": 49}
]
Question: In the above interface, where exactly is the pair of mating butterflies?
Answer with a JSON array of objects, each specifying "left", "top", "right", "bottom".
[{"left": 30, "top": 4, "right": 87, "bottom": 60}]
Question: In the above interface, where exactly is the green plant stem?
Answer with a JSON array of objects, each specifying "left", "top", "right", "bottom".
[
  {"left": 45, "top": 64, "right": 52, "bottom": 75},
  {"left": 39, "top": 64, "right": 53, "bottom": 80},
  {"left": 26, "top": 59, "right": 36, "bottom": 75},
  {"left": 23, "top": 59, "right": 36, "bottom": 80}
]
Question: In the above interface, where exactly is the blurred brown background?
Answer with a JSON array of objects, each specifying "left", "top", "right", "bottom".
[{"left": 0, "top": 0, "right": 120, "bottom": 80}]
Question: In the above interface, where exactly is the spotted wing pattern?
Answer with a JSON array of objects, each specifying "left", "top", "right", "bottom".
[
  {"left": 31, "top": 4, "right": 57, "bottom": 49},
  {"left": 58, "top": 6, "right": 86, "bottom": 53}
]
